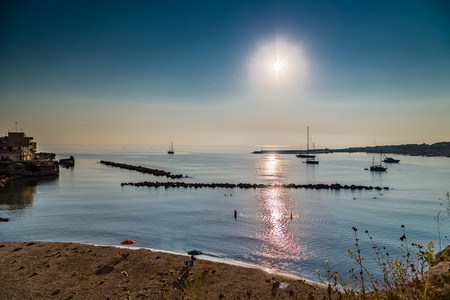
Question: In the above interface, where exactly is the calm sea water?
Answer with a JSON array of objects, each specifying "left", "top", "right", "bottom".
[{"left": 1, "top": 144, "right": 449, "bottom": 282}]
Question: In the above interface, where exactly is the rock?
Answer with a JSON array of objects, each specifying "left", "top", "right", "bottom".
[
  {"left": 100, "top": 161, "right": 184, "bottom": 179},
  {"left": 120, "top": 181, "right": 387, "bottom": 191},
  {"left": 0, "top": 161, "right": 59, "bottom": 187},
  {"left": 59, "top": 156, "right": 75, "bottom": 167}
]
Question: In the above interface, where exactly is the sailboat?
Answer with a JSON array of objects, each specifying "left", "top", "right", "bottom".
[
  {"left": 370, "top": 152, "right": 386, "bottom": 171},
  {"left": 300, "top": 127, "right": 319, "bottom": 164},
  {"left": 296, "top": 127, "right": 316, "bottom": 159},
  {"left": 168, "top": 142, "right": 174, "bottom": 154}
]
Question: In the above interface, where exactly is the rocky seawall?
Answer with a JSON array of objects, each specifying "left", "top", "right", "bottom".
[
  {"left": 0, "top": 160, "right": 59, "bottom": 190},
  {"left": 121, "top": 181, "right": 389, "bottom": 190},
  {"left": 100, "top": 160, "right": 185, "bottom": 179}
]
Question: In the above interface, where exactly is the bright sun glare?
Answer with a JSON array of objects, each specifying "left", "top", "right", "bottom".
[
  {"left": 272, "top": 59, "right": 285, "bottom": 74},
  {"left": 248, "top": 37, "right": 307, "bottom": 92}
]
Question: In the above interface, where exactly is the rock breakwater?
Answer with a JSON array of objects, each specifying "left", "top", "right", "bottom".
[
  {"left": 59, "top": 156, "right": 75, "bottom": 167},
  {"left": 100, "top": 161, "right": 185, "bottom": 179},
  {"left": 0, "top": 160, "right": 59, "bottom": 189},
  {"left": 121, "top": 181, "right": 389, "bottom": 190}
]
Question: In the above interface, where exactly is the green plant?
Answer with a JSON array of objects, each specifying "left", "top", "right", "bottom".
[
  {"left": 316, "top": 259, "right": 357, "bottom": 299},
  {"left": 421, "top": 241, "right": 435, "bottom": 300},
  {"left": 316, "top": 225, "right": 438, "bottom": 299},
  {"left": 348, "top": 227, "right": 379, "bottom": 299}
]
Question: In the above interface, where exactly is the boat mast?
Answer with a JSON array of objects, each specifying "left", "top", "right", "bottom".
[{"left": 306, "top": 126, "right": 310, "bottom": 155}]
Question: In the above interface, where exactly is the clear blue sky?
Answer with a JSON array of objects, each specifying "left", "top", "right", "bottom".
[{"left": 1, "top": 0, "right": 449, "bottom": 148}]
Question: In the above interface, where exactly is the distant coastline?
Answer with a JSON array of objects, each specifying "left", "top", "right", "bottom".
[
  {"left": 253, "top": 142, "right": 450, "bottom": 157},
  {"left": 332, "top": 141, "right": 450, "bottom": 157}
]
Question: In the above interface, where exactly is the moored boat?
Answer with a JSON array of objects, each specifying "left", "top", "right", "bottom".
[
  {"left": 305, "top": 157, "right": 319, "bottom": 164},
  {"left": 383, "top": 156, "right": 400, "bottom": 163},
  {"left": 370, "top": 153, "right": 387, "bottom": 171},
  {"left": 370, "top": 164, "right": 387, "bottom": 171},
  {"left": 298, "top": 127, "right": 319, "bottom": 164},
  {"left": 168, "top": 142, "right": 174, "bottom": 154}
]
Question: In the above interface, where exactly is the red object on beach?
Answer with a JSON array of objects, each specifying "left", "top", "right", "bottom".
[{"left": 121, "top": 239, "right": 136, "bottom": 245}]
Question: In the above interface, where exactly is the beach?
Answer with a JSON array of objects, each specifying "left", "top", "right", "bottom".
[{"left": 0, "top": 241, "right": 330, "bottom": 299}]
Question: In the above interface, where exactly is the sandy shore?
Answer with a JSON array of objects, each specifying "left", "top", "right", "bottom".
[{"left": 0, "top": 241, "right": 330, "bottom": 299}]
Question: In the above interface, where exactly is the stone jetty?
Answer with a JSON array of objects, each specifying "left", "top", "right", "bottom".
[
  {"left": 100, "top": 161, "right": 185, "bottom": 179},
  {"left": 121, "top": 181, "right": 389, "bottom": 190}
]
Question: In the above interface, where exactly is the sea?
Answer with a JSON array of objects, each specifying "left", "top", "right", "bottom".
[{"left": 1, "top": 144, "right": 449, "bottom": 283}]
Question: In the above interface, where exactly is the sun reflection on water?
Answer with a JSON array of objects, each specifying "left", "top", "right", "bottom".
[
  {"left": 256, "top": 154, "right": 286, "bottom": 184},
  {"left": 254, "top": 154, "right": 306, "bottom": 272}
]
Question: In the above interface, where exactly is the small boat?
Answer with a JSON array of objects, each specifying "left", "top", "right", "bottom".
[
  {"left": 168, "top": 142, "right": 174, "bottom": 154},
  {"left": 383, "top": 156, "right": 400, "bottom": 163},
  {"left": 370, "top": 153, "right": 386, "bottom": 171},
  {"left": 305, "top": 157, "right": 319, "bottom": 164}
]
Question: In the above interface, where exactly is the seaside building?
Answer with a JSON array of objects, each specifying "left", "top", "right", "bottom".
[{"left": 0, "top": 132, "right": 36, "bottom": 161}]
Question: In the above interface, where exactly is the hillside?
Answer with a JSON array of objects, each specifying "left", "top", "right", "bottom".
[{"left": 332, "top": 142, "right": 450, "bottom": 157}]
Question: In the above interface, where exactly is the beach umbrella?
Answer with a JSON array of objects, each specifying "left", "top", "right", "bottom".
[
  {"left": 121, "top": 239, "right": 136, "bottom": 248},
  {"left": 187, "top": 249, "right": 202, "bottom": 256}
]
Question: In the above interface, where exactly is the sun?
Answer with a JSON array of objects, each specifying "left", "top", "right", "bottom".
[
  {"left": 248, "top": 37, "right": 308, "bottom": 91},
  {"left": 272, "top": 59, "right": 285, "bottom": 74}
]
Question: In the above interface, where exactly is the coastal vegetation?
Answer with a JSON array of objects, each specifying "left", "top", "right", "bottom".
[
  {"left": 332, "top": 142, "right": 450, "bottom": 157},
  {"left": 253, "top": 142, "right": 450, "bottom": 157},
  {"left": 311, "top": 192, "right": 450, "bottom": 299}
]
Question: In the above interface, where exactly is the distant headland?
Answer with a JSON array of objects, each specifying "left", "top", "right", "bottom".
[
  {"left": 332, "top": 142, "right": 450, "bottom": 157},
  {"left": 253, "top": 142, "right": 450, "bottom": 157}
]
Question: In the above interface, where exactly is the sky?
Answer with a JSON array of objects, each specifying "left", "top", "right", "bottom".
[{"left": 1, "top": 0, "right": 449, "bottom": 148}]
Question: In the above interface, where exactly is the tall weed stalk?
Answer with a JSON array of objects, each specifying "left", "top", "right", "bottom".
[{"left": 318, "top": 225, "right": 436, "bottom": 299}]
